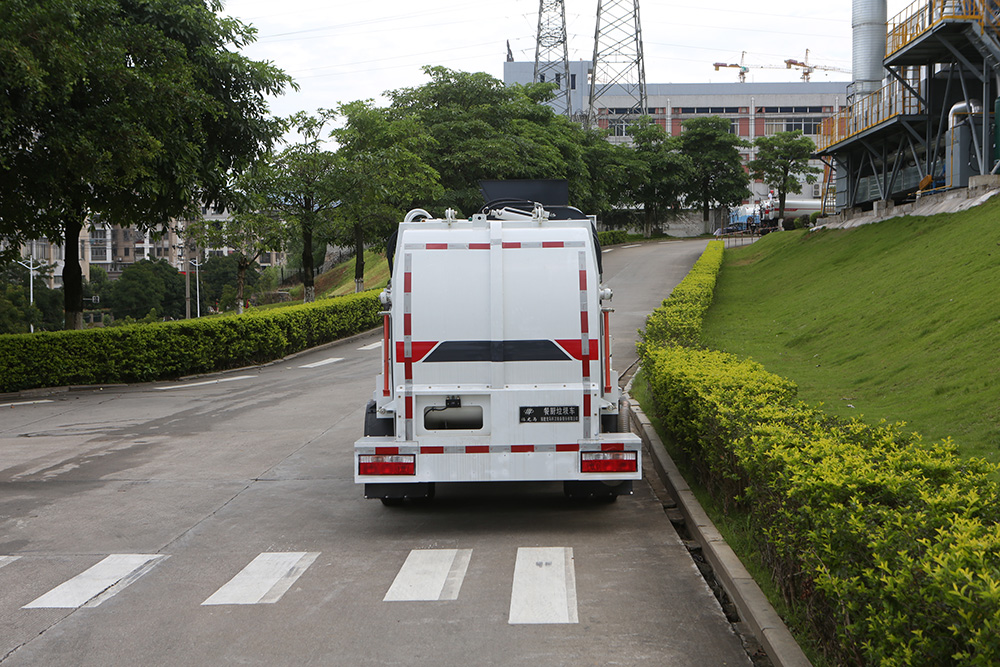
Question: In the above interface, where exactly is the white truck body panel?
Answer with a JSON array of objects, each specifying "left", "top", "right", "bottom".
[{"left": 355, "top": 210, "right": 641, "bottom": 491}]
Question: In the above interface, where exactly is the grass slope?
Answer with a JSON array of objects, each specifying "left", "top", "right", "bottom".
[{"left": 700, "top": 196, "right": 1000, "bottom": 461}]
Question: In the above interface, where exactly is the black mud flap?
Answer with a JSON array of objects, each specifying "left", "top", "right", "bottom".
[
  {"left": 563, "top": 480, "right": 633, "bottom": 502},
  {"left": 366, "top": 482, "right": 435, "bottom": 506}
]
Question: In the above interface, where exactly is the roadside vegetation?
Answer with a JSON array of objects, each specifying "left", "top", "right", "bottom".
[
  {"left": 634, "top": 211, "right": 1000, "bottom": 664},
  {"left": 701, "top": 198, "right": 1000, "bottom": 462}
]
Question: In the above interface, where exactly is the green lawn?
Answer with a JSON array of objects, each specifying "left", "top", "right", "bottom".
[{"left": 700, "top": 197, "right": 1000, "bottom": 461}]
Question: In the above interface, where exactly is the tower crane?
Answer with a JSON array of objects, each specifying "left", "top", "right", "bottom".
[
  {"left": 784, "top": 49, "right": 851, "bottom": 81},
  {"left": 712, "top": 51, "right": 787, "bottom": 83}
]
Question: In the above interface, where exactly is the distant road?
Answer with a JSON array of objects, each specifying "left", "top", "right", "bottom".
[{"left": 0, "top": 238, "right": 748, "bottom": 667}]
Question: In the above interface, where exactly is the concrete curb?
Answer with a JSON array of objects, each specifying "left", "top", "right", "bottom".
[{"left": 629, "top": 401, "right": 812, "bottom": 667}]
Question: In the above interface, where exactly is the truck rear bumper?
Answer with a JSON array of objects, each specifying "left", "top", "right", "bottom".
[{"left": 354, "top": 434, "right": 642, "bottom": 484}]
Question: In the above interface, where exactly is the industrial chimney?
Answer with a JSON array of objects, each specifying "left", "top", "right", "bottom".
[{"left": 852, "top": 0, "right": 887, "bottom": 96}]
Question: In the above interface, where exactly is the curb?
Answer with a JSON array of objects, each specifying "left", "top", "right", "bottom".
[{"left": 628, "top": 401, "right": 812, "bottom": 667}]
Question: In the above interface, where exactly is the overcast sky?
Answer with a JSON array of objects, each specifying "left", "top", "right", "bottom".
[{"left": 221, "top": 0, "right": 909, "bottom": 121}]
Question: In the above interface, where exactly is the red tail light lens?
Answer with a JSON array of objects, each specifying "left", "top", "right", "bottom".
[
  {"left": 359, "top": 454, "right": 415, "bottom": 475},
  {"left": 581, "top": 451, "right": 637, "bottom": 473}
]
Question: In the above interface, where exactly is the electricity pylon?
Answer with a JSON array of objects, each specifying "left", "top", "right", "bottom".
[
  {"left": 534, "top": 0, "right": 572, "bottom": 118},
  {"left": 588, "top": 0, "right": 647, "bottom": 133}
]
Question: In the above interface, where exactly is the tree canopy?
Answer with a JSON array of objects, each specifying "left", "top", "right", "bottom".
[
  {"left": 748, "top": 130, "right": 821, "bottom": 220},
  {"left": 677, "top": 116, "right": 750, "bottom": 221},
  {"left": 0, "top": 0, "right": 293, "bottom": 326}
]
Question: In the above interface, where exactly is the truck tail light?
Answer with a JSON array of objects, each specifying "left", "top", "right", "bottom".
[
  {"left": 359, "top": 454, "right": 415, "bottom": 476},
  {"left": 581, "top": 451, "right": 637, "bottom": 473}
]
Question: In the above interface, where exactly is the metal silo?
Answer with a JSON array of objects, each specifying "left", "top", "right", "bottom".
[{"left": 852, "top": 0, "right": 887, "bottom": 96}]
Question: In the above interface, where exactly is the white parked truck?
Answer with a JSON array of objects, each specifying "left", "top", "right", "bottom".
[{"left": 355, "top": 196, "right": 641, "bottom": 504}]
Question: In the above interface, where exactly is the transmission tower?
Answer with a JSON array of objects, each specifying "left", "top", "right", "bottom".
[
  {"left": 588, "top": 0, "right": 647, "bottom": 133},
  {"left": 533, "top": 0, "right": 572, "bottom": 117}
]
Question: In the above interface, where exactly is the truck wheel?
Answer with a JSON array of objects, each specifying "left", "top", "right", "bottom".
[{"left": 380, "top": 497, "right": 405, "bottom": 507}]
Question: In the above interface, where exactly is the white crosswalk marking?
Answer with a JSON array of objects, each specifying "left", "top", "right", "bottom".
[
  {"left": 357, "top": 341, "right": 382, "bottom": 351},
  {"left": 384, "top": 549, "right": 472, "bottom": 601},
  {"left": 299, "top": 357, "right": 344, "bottom": 369},
  {"left": 0, "top": 556, "right": 20, "bottom": 569},
  {"left": 23, "top": 554, "right": 166, "bottom": 609},
  {"left": 202, "top": 552, "right": 319, "bottom": 605},
  {"left": 508, "top": 547, "right": 578, "bottom": 624}
]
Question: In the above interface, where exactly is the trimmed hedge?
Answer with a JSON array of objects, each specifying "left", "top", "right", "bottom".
[
  {"left": 640, "top": 241, "right": 1000, "bottom": 665},
  {"left": 0, "top": 291, "right": 381, "bottom": 393},
  {"left": 597, "top": 229, "right": 629, "bottom": 246}
]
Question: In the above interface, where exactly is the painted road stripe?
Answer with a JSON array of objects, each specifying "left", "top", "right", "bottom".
[
  {"left": 621, "top": 244, "right": 641, "bottom": 248},
  {"left": 384, "top": 549, "right": 472, "bottom": 601},
  {"left": 155, "top": 376, "right": 254, "bottom": 391},
  {"left": 0, "top": 400, "right": 54, "bottom": 408},
  {"left": 358, "top": 341, "right": 382, "bottom": 351},
  {"left": 23, "top": 554, "right": 166, "bottom": 609},
  {"left": 202, "top": 552, "right": 319, "bottom": 605},
  {"left": 658, "top": 240, "right": 682, "bottom": 244},
  {"left": 0, "top": 556, "right": 20, "bottom": 569},
  {"left": 299, "top": 357, "right": 344, "bottom": 369},
  {"left": 508, "top": 547, "right": 578, "bottom": 624}
]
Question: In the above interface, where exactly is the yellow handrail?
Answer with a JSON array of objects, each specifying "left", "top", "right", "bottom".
[
  {"left": 887, "top": 0, "right": 997, "bottom": 57},
  {"left": 817, "top": 71, "right": 924, "bottom": 151}
]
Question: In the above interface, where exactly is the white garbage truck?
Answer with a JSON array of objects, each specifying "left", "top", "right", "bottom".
[{"left": 355, "top": 189, "right": 641, "bottom": 504}]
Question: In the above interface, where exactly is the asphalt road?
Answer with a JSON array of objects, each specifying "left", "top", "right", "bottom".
[{"left": 0, "top": 238, "right": 751, "bottom": 666}]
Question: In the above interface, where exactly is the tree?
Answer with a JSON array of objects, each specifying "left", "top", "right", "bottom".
[
  {"left": 628, "top": 117, "right": 694, "bottom": 236},
  {"left": 109, "top": 259, "right": 185, "bottom": 320},
  {"left": 199, "top": 254, "right": 257, "bottom": 311},
  {"left": 388, "top": 67, "right": 599, "bottom": 216},
  {"left": 677, "top": 116, "right": 750, "bottom": 221},
  {"left": 185, "top": 173, "right": 282, "bottom": 313},
  {"left": 748, "top": 130, "right": 821, "bottom": 221},
  {"left": 330, "top": 100, "right": 442, "bottom": 291},
  {"left": 259, "top": 111, "right": 341, "bottom": 303},
  {"left": 0, "top": 0, "right": 293, "bottom": 328}
]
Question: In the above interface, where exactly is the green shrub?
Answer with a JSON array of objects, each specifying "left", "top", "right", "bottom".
[
  {"left": 598, "top": 229, "right": 629, "bottom": 246},
  {"left": 639, "top": 240, "right": 1000, "bottom": 664},
  {"left": 0, "top": 291, "right": 381, "bottom": 392}
]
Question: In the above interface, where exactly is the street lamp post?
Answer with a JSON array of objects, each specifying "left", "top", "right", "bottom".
[
  {"left": 16, "top": 240, "right": 42, "bottom": 333},
  {"left": 190, "top": 258, "right": 203, "bottom": 318}
]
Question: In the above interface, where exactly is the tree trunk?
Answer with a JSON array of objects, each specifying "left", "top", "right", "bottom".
[
  {"left": 301, "top": 219, "right": 315, "bottom": 303},
  {"left": 354, "top": 223, "right": 365, "bottom": 293},
  {"left": 778, "top": 190, "right": 787, "bottom": 221},
  {"left": 236, "top": 259, "right": 246, "bottom": 315},
  {"left": 62, "top": 213, "right": 85, "bottom": 330}
]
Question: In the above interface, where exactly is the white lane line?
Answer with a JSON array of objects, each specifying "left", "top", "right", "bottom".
[
  {"left": 0, "top": 400, "right": 54, "bottom": 408},
  {"left": 621, "top": 244, "right": 641, "bottom": 249},
  {"left": 658, "top": 240, "right": 682, "bottom": 245},
  {"left": 384, "top": 549, "right": 472, "bottom": 601},
  {"left": 23, "top": 554, "right": 166, "bottom": 609},
  {"left": 155, "top": 376, "right": 254, "bottom": 391},
  {"left": 601, "top": 248, "right": 614, "bottom": 253},
  {"left": 0, "top": 556, "right": 21, "bottom": 569},
  {"left": 299, "top": 357, "right": 344, "bottom": 369},
  {"left": 358, "top": 341, "right": 382, "bottom": 351},
  {"left": 508, "top": 547, "right": 578, "bottom": 624},
  {"left": 202, "top": 552, "right": 319, "bottom": 605}
]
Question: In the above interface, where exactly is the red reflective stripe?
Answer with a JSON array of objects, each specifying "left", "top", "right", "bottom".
[
  {"left": 469, "top": 243, "right": 490, "bottom": 250},
  {"left": 421, "top": 446, "right": 444, "bottom": 454},
  {"left": 583, "top": 393, "right": 591, "bottom": 414},
  {"left": 580, "top": 311, "right": 589, "bottom": 334},
  {"left": 542, "top": 241, "right": 564, "bottom": 248},
  {"left": 375, "top": 447, "right": 399, "bottom": 455},
  {"left": 556, "top": 444, "right": 580, "bottom": 452},
  {"left": 578, "top": 270, "right": 587, "bottom": 290},
  {"left": 601, "top": 442, "right": 625, "bottom": 451},
  {"left": 403, "top": 313, "right": 411, "bottom": 336},
  {"left": 466, "top": 445, "right": 490, "bottom": 453},
  {"left": 404, "top": 272, "right": 412, "bottom": 292},
  {"left": 502, "top": 242, "right": 521, "bottom": 248},
  {"left": 426, "top": 243, "right": 448, "bottom": 249},
  {"left": 511, "top": 445, "right": 534, "bottom": 452},
  {"left": 405, "top": 396, "right": 413, "bottom": 419},
  {"left": 404, "top": 360, "right": 413, "bottom": 380}
]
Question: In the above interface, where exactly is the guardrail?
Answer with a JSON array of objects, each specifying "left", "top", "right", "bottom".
[
  {"left": 817, "top": 72, "right": 925, "bottom": 150},
  {"left": 887, "top": 0, "right": 999, "bottom": 57}
]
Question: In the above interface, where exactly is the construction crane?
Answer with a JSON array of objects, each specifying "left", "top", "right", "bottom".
[
  {"left": 712, "top": 51, "right": 787, "bottom": 83},
  {"left": 784, "top": 49, "right": 851, "bottom": 82}
]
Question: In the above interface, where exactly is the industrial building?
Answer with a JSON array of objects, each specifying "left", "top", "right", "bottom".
[
  {"left": 504, "top": 60, "right": 848, "bottom": 205},
  {"left": 818, "top": 0, "right": 1000, "bottom": 212}
]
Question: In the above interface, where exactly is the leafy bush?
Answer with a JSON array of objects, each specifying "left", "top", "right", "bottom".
[
  {"left": 639, "top": 241, "right": 1000, "bottom": 665},
  {"left": 0, "top": 291, "right": 381, "bottom": 392},
  {"left": 597, "top": 229, "right": 629, "bottom": 246}
]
